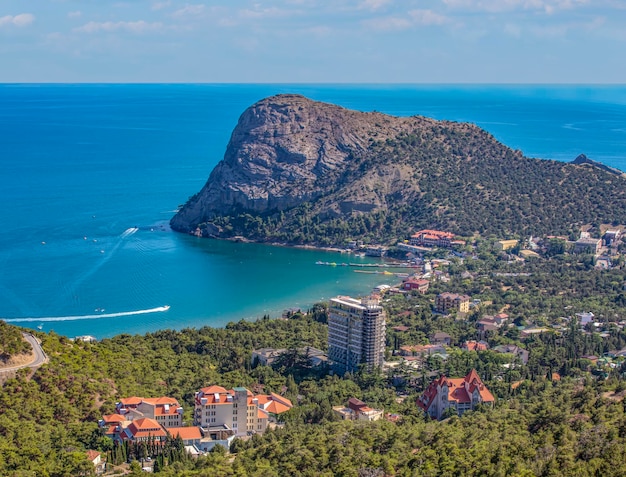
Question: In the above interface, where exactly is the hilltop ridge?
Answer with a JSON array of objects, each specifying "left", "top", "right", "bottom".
[{"left": 171, "top": 95, "right": 626, "bottom": 244}]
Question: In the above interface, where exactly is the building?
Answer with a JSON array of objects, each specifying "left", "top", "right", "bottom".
[
  {"left": 118, "top": 417, "right": 168, "bottom": 444},
  {"left": 462, "top": 340, "right": 489, "bottom": 351},
  {"left": 417, "top": 369, "right": 495, "bottom": 420},
  {"left": 604, "top": 230, "right": 621, "bottom": 246},
  {"left": 116, "top": 397, "right": 183, "bottom": 429},
  {"left": 402, "top": 278, "right": 430, "bottom": 294},
  {"left": 409, "top": 230, "right": 455, "bottom": 248},
  {"left": 399, "top": 343, "right": 446, "bottom": 357},
  {"left": 574, "top": 237, "right": 601, "bottom": 254},
  {"left": 86, "top": 450, "right": 104, "bottom": 475},
  {"left": 496, "top": 240, "right": 519, "bottom": 251},
  {"left": 493, "top": 344, "right": 529, "bottom": 364},
  {"left": 333, "top": 398, "right": 384, "bottom": 422},
  {"left": 435, "top": 293, "right": 470, "bottom": 313},
  {"left": 193, "top": 385, "right": 292, "bottom": 437},
  {"left": 430, "top": 332, "right": 452, "bottom": 346},
  {"left": 328, "top": 295, "right": 386, "bottom": 374}
]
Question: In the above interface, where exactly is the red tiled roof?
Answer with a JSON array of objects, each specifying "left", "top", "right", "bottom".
[
  {"left": 126, "top": 418, "right": 167, "bottom": 439},
  {"left": 417, "top": 369, "right": 494, "bottom": 411},
  {"left": 168, "top": 427, "right": 202, "bottom": 440},
  {"left": 86, "top": 450, "right": 100, "bottom": 462},
  {"left": 119, "top": 396, "right": 143, "bottom": 407},
  {"left": 102, "top": 414, "right": 126, "bottom": 424}
]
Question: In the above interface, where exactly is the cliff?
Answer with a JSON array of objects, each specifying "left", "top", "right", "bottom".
[{"left": 171, "top": 94, "right": 626, "bottom": 244}]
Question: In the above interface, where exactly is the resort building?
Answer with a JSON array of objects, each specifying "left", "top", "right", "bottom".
[
  {"left": 333, "top": 398, "right": 384, "bottom": 422},
  {"left": 409, "top": 230, "right": 455, "bottom": 248},
  {"left": 328, "top": 295, "right": 386, "bottom": 375},
  {"left": 193, "top": 385, "right": 293, "bottom": 437},
  {"left": 116, "top": 396, "right": 183, "bottom": 429},
  {"left": 417, "top": 369, "right": 495, "bottom": 420},
  {"left": 435, "top": 293, "right": 471, "bottom": 313},
  {"left": 402, "top": 278, "right": 430, "bottom": 294},
  {"left": 118, "top": 417, "right": 168, "bottom": 444}
]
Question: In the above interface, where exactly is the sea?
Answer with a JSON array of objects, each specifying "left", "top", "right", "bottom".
[{"left": 1, "top": 84, "right": 626, "bottom": 339}]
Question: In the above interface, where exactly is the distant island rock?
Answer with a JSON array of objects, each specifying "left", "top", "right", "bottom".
[{"left": 171, "top": 94, "right": 626, "bottom": 244}]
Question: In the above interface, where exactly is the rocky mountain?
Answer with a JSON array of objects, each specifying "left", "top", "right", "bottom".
[{"left": 171, "top": 94, "right": 626, "bottom": 244}]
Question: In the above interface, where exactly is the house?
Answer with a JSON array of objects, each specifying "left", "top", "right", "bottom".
[
  {"left": 493, "top": 344, "right": 529, "bottom": 364},
  {"left": 496, "top": 240, "right": 518, "bottom": 251},
  {"left": 477, "top": 313, "right": 509, "bottom": 331},
  {"left": 86, "top": 450, "right": 104, "bottom": 474},
  {"left": 251, "top": 348, "right": 288, "bottom": 367},
  {"left": 520, "top": 327, "right": 551, "bottom": 340},
  {"left": 435, "top": 293, "right": 471, "bottom": 313},
  {"left": 462, "top": 340, "right": 489, "bottom": 351},
  {"left": 573, "top": 237, "right": 601, "bottom": 254},
  {"left": 333, "top": 398, "right": 384, "bottom": 422},
  {"left": 576, "top": 312, "right": 595, "bottom": 326},
  {"left": 116, "top": 396, "right": 183, "bottom": 429},
  {"left": 604, "top": 229, "right": 621, "bottom": 246},
  {"left": 431, "top": 332, "right": 452, "bottom": 346},
  {"left": 402, "top": 278, "right": 430, "bottom": 294},
  {"left": 417, "top": 369, "right": 495, "bottom": 420},
  {"left": 399, "top": 343, "right": 446, "bottom": 357},
  {"left": 409, "top": 230, "right": 455, "bottom": 248}
]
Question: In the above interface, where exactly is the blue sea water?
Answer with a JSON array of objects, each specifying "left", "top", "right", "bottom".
[{"left": 1, "top": 84, "right": 625, "bottom": 338}]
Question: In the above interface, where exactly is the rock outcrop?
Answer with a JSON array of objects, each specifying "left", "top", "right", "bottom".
[{"left": 171, "top": 94, "right": 626, "bottom": 242}]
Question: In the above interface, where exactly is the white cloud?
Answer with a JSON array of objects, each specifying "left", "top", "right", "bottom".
[
  {"left": 172, "top": 4, "right": 206, "bottom": 17},
  {"left": 74, "top": 20, "right": 164, "bottom": 34},
  {"left": 152, "top": 1, "right": 172, "bottom": 10},
  {"left": 360, "top": 0, "right": 392, "bottom": 11},
  {"left": 442, "top": 0, "right": 589, "bottom": 14},
  {"left": 364, "top": 9, "right": 449, "bottom": 30},
  {"left": 68, "top": 11, "right": 82, "bottom": 19},
  {"left": 409, "top": 9, "right": 449, "bottom": 25},
  {"left": 0, "top": 13, "right": 35, "bottom": 28}
]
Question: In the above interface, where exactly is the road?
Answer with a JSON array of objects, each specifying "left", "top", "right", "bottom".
[{"left": 0, "top": 333, "right": 48, "bottom": 373}]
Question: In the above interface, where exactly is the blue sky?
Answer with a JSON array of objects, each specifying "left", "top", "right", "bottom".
[{"left": 1, "top": 0, "right": 624, "bottom": 83}]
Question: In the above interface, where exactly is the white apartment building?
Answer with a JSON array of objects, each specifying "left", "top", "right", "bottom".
[{"left": 328, "top": 296, "right": 386, "bottom": 374}]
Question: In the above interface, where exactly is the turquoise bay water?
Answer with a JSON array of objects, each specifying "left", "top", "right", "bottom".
[{"left": 1, "top": 84, "right": 625, "bottom": 338}]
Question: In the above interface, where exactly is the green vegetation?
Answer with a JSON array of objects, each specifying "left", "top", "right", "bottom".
[
  {"left": 3, "top": 242, "right": 626, "bottom": 475},
  {"left": 203, "top": 127, "right": 626, "bottom": 246},
  {"left": 0, "top": 320, "right": 31, "bottom": 362}
]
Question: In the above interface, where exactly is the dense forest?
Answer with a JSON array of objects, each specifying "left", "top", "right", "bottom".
[{"left": 2, "top": 243, "right": 626, "bottom": 475}]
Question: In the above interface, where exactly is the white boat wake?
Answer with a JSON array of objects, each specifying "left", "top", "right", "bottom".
[
  {"left": 120, "top": 227, "right": 139, "bottom": 238},
  {"left": 3, "top": 305, "right": 170, "bottom": 323}
]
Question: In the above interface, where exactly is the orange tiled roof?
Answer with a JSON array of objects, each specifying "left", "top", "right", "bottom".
[
  {"left": 199, "top": 385, "right": 228, "bottom": 394},
  {"left": 258, "top": 409, "right": 269, "bottom": 419},
  {"left": 127, "top": 418, "right": 167, "bottom": 439},
  {"left": 168, "top": 426, "right": 202, "bottom": 440},
  {"left": 119, "top": 396, "right": 143, "bottom": 407},
  {"left": 102, "top": 414, "right": 126, "bottom": 423},
  {"left": 142, "top": 397, "right": 179, "bottom": 406},
  {"left": 86, "top": 450, "right": 100, "bottom": 462}
]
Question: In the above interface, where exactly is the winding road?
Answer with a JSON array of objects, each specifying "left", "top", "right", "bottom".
[{"left": 0, "top": 333, "right": 48, "bottom": 373}]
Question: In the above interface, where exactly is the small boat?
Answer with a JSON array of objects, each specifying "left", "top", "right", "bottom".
[
  {"left": 164, "top": 305, "right": 170, "bottom": 311},
  {"left": 37, "top": 323, "right": 43, "bottom": 330}
]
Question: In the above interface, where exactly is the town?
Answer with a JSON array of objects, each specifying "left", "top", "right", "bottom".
[{"left": 74, "top": 225, "right": 626, "bottom": 474}]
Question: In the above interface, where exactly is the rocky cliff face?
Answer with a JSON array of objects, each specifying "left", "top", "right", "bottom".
[
  {"left": 171, "top": 94, "right": 626, "bottom": 242},
  {"left": 170, "top": 94, "right": 433, "bottom": 233}
]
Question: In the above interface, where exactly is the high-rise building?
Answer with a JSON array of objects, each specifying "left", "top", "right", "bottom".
[{"left": 328, "top": 295, "right": 386, "bottom": 374}]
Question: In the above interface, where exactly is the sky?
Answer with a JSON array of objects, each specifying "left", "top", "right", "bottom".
[{"left": 0, "top": 0, "right": 625, "bottom": 83}]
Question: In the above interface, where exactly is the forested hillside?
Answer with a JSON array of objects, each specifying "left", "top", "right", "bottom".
[{"left": 172, "top": 95, "right": 626, "bottom": 246}]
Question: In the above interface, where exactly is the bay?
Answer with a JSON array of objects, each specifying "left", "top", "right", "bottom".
[{"left": 1, "top": 84, "right": 625, "bottom": 338}]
